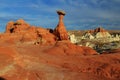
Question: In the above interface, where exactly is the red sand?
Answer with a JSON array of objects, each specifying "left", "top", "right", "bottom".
[{"left": 0, "top": 42, "right": 120, "bottom": 80}]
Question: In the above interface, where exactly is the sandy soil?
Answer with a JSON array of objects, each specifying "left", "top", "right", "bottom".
[{"left": 0, "top": 42, "right": 120, "bottom": 80}]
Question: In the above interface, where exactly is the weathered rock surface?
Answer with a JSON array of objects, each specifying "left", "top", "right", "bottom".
[
  {"left": 2, "top": 19, "right": 56, "bottom": 44},
  {"left": 3, "top": 11, "right": 69, "bottom": 44},
  {"left": 88, "top": 27, "right": 107, "bottom": 33},
  {"left": 44, "top": 41, "right": 98, "bottom": 55},
  {"left": 5, "top": 19, "right": 30, "bottom": 33},
  {"left": 86, "top": 27, "right": 111, "bottom": 39},
  {"left": 95, "top": 32, "right": 111, "bottom": 38},
  {"left": 82, "top": 33, "right": 94, "bottom": 40},
  {"left": 69, "top": 34, "right": 77, "bottom": 43},
  {"left": 0, "top": 43, "right": 120, "bottom": 80},
  {"left": 54, "top": 10, "right": 69, "bottom": 40}
]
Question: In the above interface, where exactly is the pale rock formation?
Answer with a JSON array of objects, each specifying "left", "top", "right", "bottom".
[
  {"left": 69, "top": 34, "right": 77, "bottom": 43},
  {"left": 82, "top": 27, "right": 111, "bottom": 40},
  {"left": 85, "top": 42, "right": 96, "bottom": 48},
  {"left": 82, "top": 33, "right": 94, "bottom": 39},
  {"left": 95, "top": 32, "right": 111, "bottom": 38}
]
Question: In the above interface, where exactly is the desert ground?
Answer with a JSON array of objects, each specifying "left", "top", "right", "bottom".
[{"left": 0, "top": 40, "right": 120, "bottom": 80}]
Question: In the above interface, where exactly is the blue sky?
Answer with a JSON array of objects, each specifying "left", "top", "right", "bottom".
[{"left": 0, "top": 0, "right": 120, "bottom": 32}]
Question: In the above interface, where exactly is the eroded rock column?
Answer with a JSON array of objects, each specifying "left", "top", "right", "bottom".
[{"left": 54, "top": 10, "right": 69, "bottom": 40}]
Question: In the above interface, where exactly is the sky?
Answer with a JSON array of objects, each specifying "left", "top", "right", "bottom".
[{"left": 0, "top": 0, "right": 120, "bottom": 32}]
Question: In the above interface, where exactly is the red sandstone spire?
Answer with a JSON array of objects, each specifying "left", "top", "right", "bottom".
[{"left": 54, "top": 10, "right": 69, "bottom": 40}]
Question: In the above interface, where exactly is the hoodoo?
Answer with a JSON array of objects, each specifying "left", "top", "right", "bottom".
[{"left": 54, "top": 10, "right": 69, "bottom": 40}]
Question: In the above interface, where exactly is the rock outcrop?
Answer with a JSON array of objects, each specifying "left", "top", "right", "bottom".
[
  {"left": 5, "top": 21, "right": 14, "bottom": 33},
  {"left": 90, "top": 27, "right": 111, "bottom": 38},
  {"left": 3, "top": 11, "right": 69, "bottom": 44},
  {"left": 2, "top": 19, "right": 56, "bottom": 44},
  {"left": 82, "top": 33, "right": 94, "bottom": 40},
  {"left": 44, "top": 41, "right": 98, "bottom": 55},
  {"left": 95, "top": 32, "right": 111, "bottom": 38},
  {"left": 82, "top": 27, "right": 111, "bottom": 39},
  {"left": 82, "top": 27, "right": 120, "bottom": 42},
  {"left": 54, "top": 10, "right": 69, "bottom": 40},
  {"left": 69, "top": 34, "right": 77, "bottom": 43},
  {"left": 5, "top": 19, "right": 30, "bottom": 33},
  {"left": 88, "top": 27, "right": 107, "bottom": 33}
]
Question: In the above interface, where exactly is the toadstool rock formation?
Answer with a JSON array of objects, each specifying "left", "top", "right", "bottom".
[{"left": 54, "top": 10, "right": 69, "bottom": 40}]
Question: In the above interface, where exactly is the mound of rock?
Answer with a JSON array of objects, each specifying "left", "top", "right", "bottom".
[
  {"left": 82, "top": 27, "right": 111, "bottom": 39},
  {"left": 88, "top": 27, "right": 107, "bottom": 33},
  {"left": 82, "top": 33, "right": 94, "bottom": 40},
  {"left": 5, "top": 19, "right": 30, "bottom": 33},
  {"left": 1, "top": 19, "right": 56, "bottom": 44},
  {"left": 44, "top": 41, "right": 98, "bottom": 55},
  {"left": 95, "top": 32, "right": 111, "bottom": 38}
]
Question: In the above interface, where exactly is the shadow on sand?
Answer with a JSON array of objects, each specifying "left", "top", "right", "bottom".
[{"left": 0, "top": 77, "right": 6, "bottom": 80}]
